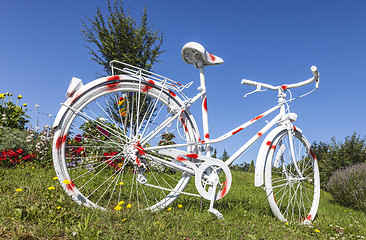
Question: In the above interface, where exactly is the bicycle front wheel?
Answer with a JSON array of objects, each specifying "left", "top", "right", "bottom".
[
  {"left": 53, "top": 75, "right": 199, "bottom": 212},
  {"left": 264, "top": 129, "right": 320, "bottom": 223}
]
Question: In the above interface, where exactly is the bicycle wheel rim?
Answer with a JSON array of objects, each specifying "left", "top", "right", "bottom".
[
  {"left": 265, "top": 129, "right": 320, "bottom": 223},
  {"left": 53, "top": 77, "right": 199, "bottom": 212}
]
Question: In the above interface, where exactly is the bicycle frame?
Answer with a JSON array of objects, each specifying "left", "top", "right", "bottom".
[{"left": 144, "top": 66, "right": 298, "bottom": 174}]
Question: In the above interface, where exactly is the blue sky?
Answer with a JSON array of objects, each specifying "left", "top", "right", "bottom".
[{"left": 1, "top": 0, "right": 365, "bottom": 164}]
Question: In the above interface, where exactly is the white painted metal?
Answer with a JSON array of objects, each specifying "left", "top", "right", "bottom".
[{"left": 53, "top": 42, "right": 320, "bottom": 223}]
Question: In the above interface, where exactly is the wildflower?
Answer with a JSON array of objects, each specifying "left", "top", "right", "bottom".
[
  {"left": 285, "top": 222, "right": 289, "bottom": 226},
  {"left": 63, "top": 180, "right": 71, "bottom": 184},
  {"left": 177, "top": 204, "right": 183, "bottom": 208},
  {"left": 53, "top": 177, "right": 58, "bottom": 180},
  {"left": 0, "top": 93, "right": 5, "bottom": 99},
  {"left": 122, "top": 218, "right": 127, "bottom": 222},
  {"left": 15, "top": 188, "right": 23, "bottom": 192},
  {"left": 315, "top": 229, "right": 320, "bottom": 233},
  {"left": 167, "top": 207, "right": 172, "bottom": 211},
  {"left": 48, "top": 186, "right": 55, "bottom": 191},
  {"left": 56, "top": 206, "right": 61, "bottom": 209},
  {"left": 31, "top": 167, "right": 34, "bottom": 170},
  {"left": 23, "top": 103, "right": 27, "bottom": 107},
  {"left": 114, "top": 205, "right": 122, "bottom": 211},
  {"left": 118, "top": 201, "right": 125, "bottom": 206},
  {"left": 126, "top": 204, "right": 132, "bottom": 208},
  {"left": 17, "top": 95, "right": 22, "bottom": 99},
  {"left": 118, "top": 182, "right": 124, "bottom": 185}
]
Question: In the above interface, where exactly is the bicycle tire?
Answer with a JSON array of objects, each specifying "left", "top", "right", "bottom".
[
  {"left": 264, "top": 128, "right": 320, "bottom": 223},
  {"left": 52, "top": 75, "right": 200, "bottom": 212}
]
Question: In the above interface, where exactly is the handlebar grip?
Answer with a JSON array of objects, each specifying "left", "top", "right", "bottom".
[
  {"left": 311, "top": 66, "right": 319, "bottom": 89},
  {"left": 311, "top": 66, "right": 319, "bottom": 78},
  {"left": 241, "top": 79, "right": 257, "bottom": 86}
]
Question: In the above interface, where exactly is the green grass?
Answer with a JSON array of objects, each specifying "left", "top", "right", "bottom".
[{"left": 0, "top": 164, "right": 365, "bottom": 239}]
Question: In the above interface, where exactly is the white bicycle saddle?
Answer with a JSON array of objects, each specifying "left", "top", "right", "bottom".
[{"left": 181, "top": 42, "right": 224, "bottom": 66}]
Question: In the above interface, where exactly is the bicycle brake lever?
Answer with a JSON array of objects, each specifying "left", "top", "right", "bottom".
[{"left": 244, "top": 85, "right": 264, "bottom": 98}]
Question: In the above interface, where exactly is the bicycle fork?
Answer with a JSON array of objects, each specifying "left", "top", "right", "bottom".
[{"left": 278, "top": 90, "right": 304, "bottom": 179}]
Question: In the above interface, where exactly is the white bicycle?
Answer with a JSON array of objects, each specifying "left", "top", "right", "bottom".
[{"left": 52, "top": 42, "right": 320, "bottom": 223}]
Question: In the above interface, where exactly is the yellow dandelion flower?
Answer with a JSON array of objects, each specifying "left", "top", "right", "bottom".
[
  {"left": 118, "top": 182, "right": 124, "bottom": 185},
  {"left": 63, "top": 180, "right": 71, "bottom": 184},
  {"left": 53, "top": 177, "right": 58, "bottom": 180},
  {"left": 23, "top": 103, "right": 27, "bottom": 107},
  {"left": 83, "top": 179, "right": 85, "bottom": 182},
  {"left": 177, "top": 204, "right": 183, "bottom": 208},
  {"left": 17, "top": 95, "right": 23, "bottom": 99},
  {"left": 126, "top": 204, "right": 132, "bottom": 208},
  {"left": 48, "top": 186, "right": 55, "bottom": 191},
  {"left": 118, "top": 201, "right": 125, "bottom": 206},
  {"left": 31, "top": 167, "right": 34, "bottom": 170},
  {"left": 56, "top": 206, "right": 61, "bottom": 210},
  {"left": 15, "top": 188, "right": 23, "bottom": 192},
  {"left": 285, "top": 222, "right": 289, "bottom": 226},
  {"left": 344, "top": 210, "right": 346, "bottom": 212},
  {"left": 315, "top": 229, "right": 320, "bottom": 233},
  {"left": 167, "top": 207, "right": 172, "bottom": 211},
  {"left": 114, "top": 205, "right": 122, "bottom": 211},
  {"left": 122, "top": 218, "right": 127, "bottom": 222}
]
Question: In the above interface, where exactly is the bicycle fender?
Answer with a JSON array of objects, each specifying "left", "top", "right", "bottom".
[
  {"left": 53, "top": 74, "right": 171, "bottom": 129},
  {"left": 254, "top": 126, "right": 286, "bottom": 187},
  {"left": 254, "top": 125, "right": 303, "bottom": 187}
]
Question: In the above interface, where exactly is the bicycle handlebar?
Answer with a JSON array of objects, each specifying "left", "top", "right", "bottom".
[{"left": 241, "top": 66, "right": 320, "bottom": 90}]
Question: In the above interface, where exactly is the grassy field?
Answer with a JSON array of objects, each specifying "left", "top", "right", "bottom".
[{"left": 0, "top": 164, "right": 365, "bottom": 239}]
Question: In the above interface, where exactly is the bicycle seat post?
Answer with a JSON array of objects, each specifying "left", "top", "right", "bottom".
[
  {"left": 196, "top": 61, "right": 211, "bottom": 157},
  {"left": 181, "top": 42, "right": 223, "bottom": 157}
]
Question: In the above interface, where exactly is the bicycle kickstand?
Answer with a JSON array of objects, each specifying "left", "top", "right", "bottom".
[{"left": 207, "top": 176, "right": 224, "bottom": 219}]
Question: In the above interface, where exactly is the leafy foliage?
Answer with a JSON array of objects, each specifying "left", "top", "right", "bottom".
[
  {"left": 311, "top": 133, "right": 366, "bottom": 189},
  {"left": 81, "top": 0, "right": 165, "bottom": 75},
  {"left": 327, "top": 162, "right": 366, "bottom": 212},
  {"left": 0, "top": 125, "right": 53, "bottom": 167},
  {"left": 248, "top": 160, "right": 255, "bottom": 173},
  {"left": 219, "top": 149, "right": 230, "bottom": 161},
  {"left": 0, "top": 93, "right": 29, "bottom": 130}
]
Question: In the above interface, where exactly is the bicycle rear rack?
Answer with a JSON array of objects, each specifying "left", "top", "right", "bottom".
[{"left": 109, "top": 60, "right": 193, "bottom": 101}]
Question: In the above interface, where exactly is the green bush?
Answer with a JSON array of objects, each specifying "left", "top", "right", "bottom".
[
  {"left": 0, "top": 92, "right": 29, "bottom": 130},
  {"left": 327, "top": 162, "right": 366, "bottom": 212},
  {"left": 0, "top": 126, "right": 53, "bottom": 167},
  {"left": 311, "top": 133, "right": 366, "bottom": 189}
]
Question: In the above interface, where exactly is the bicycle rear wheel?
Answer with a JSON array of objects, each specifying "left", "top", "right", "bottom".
[
  {"left": 53, "top": 75, "right": 199, "bottom": 211},
  {"left": 264, "top": 129, "right": 320, "bottom": 223}
]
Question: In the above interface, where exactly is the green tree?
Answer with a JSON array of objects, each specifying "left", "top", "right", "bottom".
[
  {"left": 81, "top": 0, "right": 165, "bottom": 75},
  {"left": 211, "top": 148, "right": 217, "bottom": 158},
  {"left": 81, "top": 0, "right": 165, "bottom": 131},
  {"left": 219, "top": 149, "right": 230, "bottom": 161},
  {"left": 248, "top": 160, "right": 255, "bottom": 173}
]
